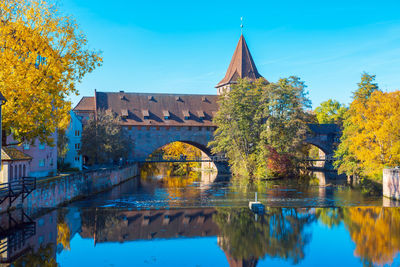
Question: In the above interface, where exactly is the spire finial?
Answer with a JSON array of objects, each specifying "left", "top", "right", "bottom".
[{"left": 240, "top": 17, "right": 244, "bottom": 35}]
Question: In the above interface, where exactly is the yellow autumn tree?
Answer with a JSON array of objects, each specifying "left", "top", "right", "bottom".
[
  {"left": 346, "top": 91, "right": 400, "bottom": 178},
  {"left": 161, "top": 141, "right": 202, "bottom": 175},
  {"left": 0, "top": 0, "right": 102, "bottom": 144}
]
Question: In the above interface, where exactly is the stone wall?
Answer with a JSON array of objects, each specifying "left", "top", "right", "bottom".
[
  {"left": 127, "top": 126, "right": 214, "bottom": 161},
  {"left": 0, "top": 163, "right": 139, "bottom": 214},
  {"left": 383, "top": 168, "right": 400, "bottom": 200}
]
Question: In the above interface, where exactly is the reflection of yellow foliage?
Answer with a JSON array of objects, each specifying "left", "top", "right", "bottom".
[
  {"left": 57, "top": 222, "right": 71, "bottom": 251},
  {"left": 160, "top": 171, "right": 200, "bottom": 200},
  {"left": 344, "top": 207, "right": 400, "bottom": 266}
]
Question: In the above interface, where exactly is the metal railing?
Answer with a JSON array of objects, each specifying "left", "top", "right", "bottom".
[
  {"left": 144, "top": 155, "right": 228, "bottom": 163},
  {"left": 0, "top": 177, "right": 36, "bottom": 206}
]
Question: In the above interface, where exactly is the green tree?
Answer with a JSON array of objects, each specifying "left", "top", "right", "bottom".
[
  {"left": 334, "top": 73, "right": 380, "bottom": 178},
  {"left": 80, "top": 110, "right": 132, "bottom": 165},
  {"left": 314, "top": 99, "right": 348, "bottom": 125},
  {"left": 210, "top": 77, "right": 312, "bottom": 179}
]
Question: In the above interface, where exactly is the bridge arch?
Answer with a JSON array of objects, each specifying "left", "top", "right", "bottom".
[{"left": 128, "top": 126, "right": 229, "bottom": 175}]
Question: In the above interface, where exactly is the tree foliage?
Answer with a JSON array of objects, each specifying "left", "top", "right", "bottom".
[
  {"left": 334, "top": 73, "right": 400, "bottom": 179},
  {"left": 209, "top": 77, "right": 312, "bottom": 179},
  {"left": 80, "top": 111, "right": 132, "bottom": 165},
  {"left": 0, "top": 0, "right": 102, "bottom": 144},
  {"left": 314, "top": 99, "right": 348, "bottom": 125}
]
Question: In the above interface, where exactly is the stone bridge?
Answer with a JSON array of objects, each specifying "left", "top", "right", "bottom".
[{"left": 128, "top": 123, "right": 341, "bottom": 172}]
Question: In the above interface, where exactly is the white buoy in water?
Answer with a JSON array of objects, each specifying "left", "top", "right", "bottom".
[{"left": 249, "top": 192, "right": 265, "bottom": 213}]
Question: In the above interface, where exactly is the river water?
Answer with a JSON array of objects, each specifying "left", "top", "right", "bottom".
[{"left": 2, "top": 168, "right": 400, "bottom": 267}]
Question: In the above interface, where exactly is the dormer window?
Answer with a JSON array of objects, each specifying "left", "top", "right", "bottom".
[
  {"left": 175, "top": 96, "right": 183, "bottom": 102},
  {"left": 148, "top": 96, "right": 155, "bottom": 101},
  {"left": 202, "top": 96, "right": 207, "bottom": 102},
  {"left": 121, "top": 109, "right": 128, "bottom": 118},
  {"left": 197, "top": 111, "right": 206, "bottom": 120},
  {"left": 163, "top": 110, "right": 170, "bottom": 120},
  {"left": 183, "top": 110, "right": 190, "bottom": 120},
  {"left": 142, "top": 110, "right": 150, "bottom": 120}
]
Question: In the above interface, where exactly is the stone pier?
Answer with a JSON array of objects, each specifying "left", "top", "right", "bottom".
[{"left": 383, "top": 168, "right": 400, "bottom": 201}]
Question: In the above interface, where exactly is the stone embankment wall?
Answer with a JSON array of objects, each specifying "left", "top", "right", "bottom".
[
  {"left": 0, "top": 163, "right": 139, "bottom": 214},
  {"left": 383, "top": 168, "right": 400, "bottom": 201}
]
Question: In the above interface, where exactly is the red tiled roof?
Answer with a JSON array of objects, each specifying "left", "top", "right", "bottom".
[
  {"left": 95, "top": 92, "right": 219, "bottom": 127},
  {"left": 216, "top": 34, "right": 265, "bottom": 88},
  {"left": 73, "top": 97, "right": 95, "bottom": 111}
]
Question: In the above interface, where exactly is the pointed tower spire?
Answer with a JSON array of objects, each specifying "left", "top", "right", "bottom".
[{"left": 216, "top": 35, "right": 266, "bottom": 94}]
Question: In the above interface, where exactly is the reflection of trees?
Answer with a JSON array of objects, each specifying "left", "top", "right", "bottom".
[
  {"left": 315, "top": 208, "right": 343, "bottom": 228},
  {"left": 317, "top": 207, "right": 400, "bottom": 266},
  {"left": 214, "top": 208, "right": 315, "bottom": 266},
  {"left": 13, "top": 244, "right": 57, "bottom": 267},
  {"left": 343, "top": 207, "right": 400, "bottom": 266},
  {"left": 141, "top": 162, "right": 201, "bottom": 200},
  {"left": 57, "top": 210, "right": 71, "bottom": 251}
]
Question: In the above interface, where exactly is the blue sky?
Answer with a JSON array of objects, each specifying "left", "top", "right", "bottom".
[{"left": 61, "top": 0, "right": 400, "bottom": 108}]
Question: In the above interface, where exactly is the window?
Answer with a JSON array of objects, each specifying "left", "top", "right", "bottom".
[
  {"left": 188, "top": 126, "right": 192, "bottom": 131},
  {"left": 163, "top": 110, "right": 170, "bottom": 120},
  {"left": 198, "top": 127, "right": 202, "bottom": 131},
  {"left": 23, "top": 165, "right": 26, "bottom": 177},
  {"left": 23, "top": 143, "right": 30, "bottom": 150},
  {"left": 206, "top": 127, "right": 210, "bottom": 131},
  {"left": 137, "top": 126, "right": 142, "bottom": 130},
  {"left": 19, "top": 165, "right": 22, "bottom": 178},
  {"left": 75, "top": 130, "right": 80, "bottom": 137},
  {"left": 128, "top": 126, "right": 132, "bottom": 130},
  {"left": 74, "top": 156, "right": 80, "bottom": 162},
  {"left": 75, "top": 143, "right": 81, "bottom": 150},
  {"left": 9, "top": 165, "right": 13, "bottom": 180},
  {"left": 39, "top": 143, "right": 45, "bottom": 150},
  {"left": 166, "top": 126, "right": 170, "bottom": 131},
  {"left": 156, "top": 126, "right": 160, "bottom": 131},
  {"left": 14, "top": 165, "right": 17, "bottom": 179},
  {"left": 39, "top": 159, "right": 45, "bottom": 167}
]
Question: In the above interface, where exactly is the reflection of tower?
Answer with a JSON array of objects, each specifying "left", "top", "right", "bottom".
[{"left": 218, "top": 236, "right": 259, "bottom": 267}]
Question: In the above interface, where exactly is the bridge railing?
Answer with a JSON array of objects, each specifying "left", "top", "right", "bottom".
[
  {"left": 302, "top": 155, "right": 335, "bottom": 162},
  {"left": 144, "top": 155, "right": 228, "bottom": 163}
]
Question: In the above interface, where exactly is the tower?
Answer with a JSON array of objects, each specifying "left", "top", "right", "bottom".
[{"left": 216, "top": 35, "right": 266, "bottom": 95}]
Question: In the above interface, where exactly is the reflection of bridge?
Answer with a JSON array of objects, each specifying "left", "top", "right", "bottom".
[{"left": 80, "top": 208, "right": 219, "bottom": 243}]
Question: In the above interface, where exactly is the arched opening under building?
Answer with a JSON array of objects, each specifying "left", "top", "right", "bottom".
[{"left": 141, "top": 141, "right": 219, "bottom": 187}]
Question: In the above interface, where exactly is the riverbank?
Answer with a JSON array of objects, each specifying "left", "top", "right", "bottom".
[{"left": 0, "top": 163, "right": 139, "bottom": 214}]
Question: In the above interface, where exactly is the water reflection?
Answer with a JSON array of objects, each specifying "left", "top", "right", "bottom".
[
  {"left": 214, "top": 208, "right": 315, "bottom": 266},
  {"left": 5, "top": 207, "right": 400, "bottom": 266}
]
